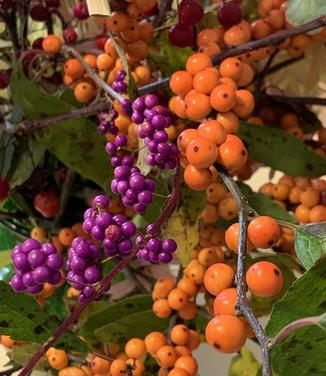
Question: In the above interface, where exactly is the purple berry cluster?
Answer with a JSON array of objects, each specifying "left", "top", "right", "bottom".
[
  {"left": 66, "top": 236, "right": 101, "bottom": 302},
  {"left": 137, "top": 225, "right": 177, "bottom": 264},
  {"left": 132, "top": 94, "right": 179, "bottom": 169},
  {"left": 10, "top": 239, "right": 63, "bottom": 294},
  {"left": 82, "top": 195, "right": 137, "bottom": 257}
]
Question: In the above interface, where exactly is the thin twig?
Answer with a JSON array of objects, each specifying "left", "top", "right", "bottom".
[
  {"left": 153, "top": 0, "right": 173, "bottom": 27},
  {"left": 18, "top": 167, "right": 180, "bottom": 376},
  {"left": 53, "top": 169, "right": 76, "bottom": 228},
  {"left": 270, "top": 315, "right": 324, "bottom": 348},
  {"left": 263, "top": 56, "right": 304, "bottom": 77},
  {"left": 255, "top": 50, "right": 278, "bottom": 91},
  {"left": 61, "top": 45, "right": 124, "bottom": 103},
  {"left": 10, "top": 99, "right": 110, "bottom": 135},
  {"left": 262, "top": 94, "right": 326, "bottom": 106},
  {"left": 216, "top": 164, "right": 272, "bottom": 376},
  {"left": 138, "top": 16, "right": 326, "bottom": 94}
]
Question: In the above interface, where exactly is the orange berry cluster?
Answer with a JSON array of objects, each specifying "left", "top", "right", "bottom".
[
  {"left": 152, "top": 276, "right": 198, "bottom": 321},
  {"left": 170, "top": 53, "right": 255, "bottom": 122},
  {"left": 260, "top": 175, "right": 326, "bottom": 224}
]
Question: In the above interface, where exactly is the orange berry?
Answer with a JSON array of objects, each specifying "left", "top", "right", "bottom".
[
  {"left": 154, "top": 276, "right": 176, "bottom": 299},
  {"left": 125, "top": 338, "right": 146, "bottom": 359},
  {"left": 237, "top": 63, "right": 255, "bottom": 87},
  {"left": 250, "top": 20, "right": 271, "bottom": 40},
  {"left": 110, "top": 359, "right": 127, "bottom": 376},
  {"left": 120, "top": 20, "right": 140, "bottom": 42},
  {"left": 218, "top": 196, "right": 238, "bottom": 220},
  {"left": 168, "top": 368, "right": 190, "bottom": 376},
  {"left": 167, "top": 288, "right": 189, "bottom": 310},
  {"left": 213, "top": 288, "right": 237, "bottom": 316},
  {"left": 139, "top": 20, "right": 154, "bottom": 41},
  {"left": 210, "top": 84, "right": 237, "bottom": 112},
  {"left": 107, "top": 11, "right": 129, "bottom": 32},
  {"left": 127, "top": 40, "right": 149, "bottom": 61},
  {"left": 1, "top": 336, "right": 15, "bottom": 348},
  {"left": 170, "top": 71, "right": 193, "bottom": 96},
  {"left": 42, "top": 35, "right": 62, "bottom": 54},
  {"left": 175, "top": 346, "right": 191, "bottom": 357},
  {"left": 177, "top": 129, "right": 198, "bottom": 153},
  {"left": 295, "top": 204, "right": 310, "bottom": 223},
  {"left": 206, "top": 182, "right": 228, "bottom": 204},
  {"left": 58, "top": 228, "right": 75, "bottom": 247},
  {"left": 145, "top": 332, "right": 167, "bottom": 355},
  {"left": 299, "top": 188, "right": 320, "bottom": 208},
  {"left": 46, "top": 348, "right": 69, "bottom": 370},
  {"left": 59, "top": 367, "right": 86, "bottom": 376},
  {"left": 233, "top": 90, "right": 255, "bottom": 118},
  {"left": 170, "top": 324, "right": 190, "bottom": 346},
  {"left": 198, "top": 42, "right": 221, "bottom": 57},
  {"left": 198, "top": 120, "right": 227, "bottom": 146},
  {"left": 96, "top": 53, "right": 115, "bottom": 71},
  {"left": 104, "top": 39, "right": 119, "bottom": 60},
  {"left": 188, "top": 330, "right": 201, "bottom": 351},
  {"left": 178, "top": 301, "right": 198, "bottom": 320},
  {"left": 177, "top": 277, "right": 198, "bottom": 297},
  {"left": 186, "top": 53, "right": 212, "bottom": 75},
  {"left": 197, "top": 246, "right": 223, "bottom": 267},
  {"left": 272, "top": 183, "right": 291, "bottom": 201},
  {"left": 225, "top": 222, "right": 253, "bottom": 253},
  {"left": 83, "top": 54, "right": 97, "bottom": 69},
  {"left": 184, "top": 164, "right": 213, "bottom": 191},
  {"left": 206, "top": 315, "right": 246, "bottom": 353},
  {"left": 64, "top": 59, "right": 84, "bottom": 79},
  {"left": 186, "top": 137, "right": 218, "bottom": 169},
  {"left": 220, "top": 57, "right": 242, "bottom": 81},
  {"left": 134, "top": 65, "right": 151, "bottom": 83},
  {"left": 224, "top": 21, "right": 251, "bottom": 46},
  {"left": 91, "top": 357, "right": 111, "bottom": 375},
  {"left": 278, "top": 175, "right": 295, "bottom": 187},
  {"left": 174, "top": 356, "right": 198, "bottom": 376},
  {"left": 185, "top": 92, "right": 212, "bottom": 120},
  {"left": 248, "top": 216, "right": 281, "bottom": 248},
  {"left": 126, "top": 358, "right": 144, "bottom": 376},
  {"left": 288, "top": 186, "right": 302, "bottom": 204},
  {"left": 192, "top": 68, "right": 219, "bottom": 95},
  {"left": 218, "top": 136, "right": 248, "bottom": 171},
  {"left": 197, "top": 28, "right": 220, "bottom": 45},
  {"left": 156, "top": 346, "right": 178, "bottom": 368},
  {"left": 204, "top": 263, "right": 235, "bottom": 296},
  {"left": 184, "top": 260, "right": 206, "bottom": 284},
  {"left": 153, "top": 299, "right": 173, "bottom": 318},
  {"left": 309, "top": 205, "right": 326, "bottom": 222},
  {"left": 217, "top": 111, "right": 240, "bottom": 134},
  {"left": 31, "top": 227, "right": 46, "bottom": 242},
  {"left": 74, "top": 82, "right": 95, "bottom": 103},
  {"left": 246, "top": 261, "right": 283, "bottom": 297}
]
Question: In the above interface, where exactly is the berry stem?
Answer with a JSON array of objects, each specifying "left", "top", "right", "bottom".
[
  {"left": 255, "top": 56, "right": 304, "bottom": 81},
  {"left": 270, "top": 315, "right": 324, "bottom": 348},
  {"left": 18, "top": 167, "right": 180, "bottom": 376},
  {"left": 216, "top": 164, "right": 272, "bottom": 376},
  {"left": 261, "top": 93, "right": 326, "bottom": 106},
  {"left": 61, "top": 45, "right": 125, "bottom": 103}
]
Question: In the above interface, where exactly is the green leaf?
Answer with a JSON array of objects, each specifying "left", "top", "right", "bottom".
[
  {"left": 0, "top": 222, "right": 25, "bottom": 251},
  {"left": 149, "top": 31, "right": 193, "bottom": 77},
  {"left": 39, "top": 119, "right": 111, "bottom": 190},
  {"left": 10, "top": 62, "right": 111, "bottom": 189},
  {"left": 248, "top": 253, "right": 297, "bottom": 317},
  {"left": 229, "top": 347, "right": 261, "bottom": 376},
  {"left": 0, "top": 281, "right": 87, "bottom": 353},
  {"left": 102, "top": 260, "right": 125, "bottom": 285},
  {"left": 266, "top": 257, "right": 326, "bottom": 376},
  {"left": 239, "top": 182, "right": 296, "bottom": 223},
  {"left": 164, "top": 182, "right": 206, "bottom": 266},
  {"left": 238, "top": 122, "right": 326, "bottom": 176},
  {"left": 7, "top": 136, "right": 45, "bottom": 188},
  {"left": 286, "top": 0, "right": 326, "bottom": 29},
  {"left": 44, "top": 285, "right": 68, "bottom": 321},
  {"left": 294, "top": 222, "right": 326, "bottom": 270},
  {"left": 80, "top": 295, "right": 153, "bottom": 343},
  {"left": 94, "top": 309, "right": 169, "bottom": 344},
  {"left": 0, "top": 250, "right": 11, "bottom": 269},
  {"left": 10, "top": 344, "right": 51, "bottom": 372}
]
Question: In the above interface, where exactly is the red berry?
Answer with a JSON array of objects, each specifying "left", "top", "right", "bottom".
[
  {"left": 218, "top": 1, "right": 242, "bottom": 29},
  {"left": 73, "top": 2, "right": 89, "bottom": 20},
  {"left": 178, "top": 0, "right": 204, "bottom": 26},
  {"left": 168, "top": 23, "right": 195, "bottom": 48},
  {"left": 32, "top": 37, "right": 44, "bottom": 50},
  {"left": 45, "top": 0, "right": 60, "bottom": 8},
  {"left": 0, "top": 69, "right": 12, "bottom": 89},
  {"left": 29, "top": 4, "right": 50, "bottom": 21},
  {"left": 0, "top": 177, "right": 10, "bottom": 202},
  {"left": 22, "top": 51, "right": 37, "bottom": 77},
  {"left": 96, "top": 37, "right": 108, "bottom": 50},
  {"left": 0, "top": 0, "right": 13, "bottom": 11},
  {"left": 63, "top": 28, "right": 78, "bottom": 44},
  {"left": 34, "top": 191, "right": 60, "bottom": 218},
  {"left": 46, "top": 71, "right": 63, "bottom": 86},
  {"left": 144, "top": 3, "right": 158, "bottom": 17}
]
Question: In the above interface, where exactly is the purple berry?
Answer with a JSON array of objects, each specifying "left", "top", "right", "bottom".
[
  {"left": 48, "top": 270, "right": 62, "bottom": 285},
  {"left": 118, "top": 239, "right": 132, "bottom": 254},
  {"left": 27, "top": 249, "right": 46, "bottom": 268},
  {"left": 11, "top": 275, "right": 25, "bottom": 292},
  {"left": 122, "top": 155, "right": 134, "bottom": 167},
  {"left": 41, "top": 243, "right": 56, "bottom": 256},
  {"left": 70, "top": 257, "right": 88, "bottom": 274},
  {"left": 106, "top": 142, "right": 118, "bottom": 155},
  {"left": 92, "top": 195, "right": 109, "bottom": 208},
  {"left": 145, "top": 179, "right": 155, "bottom": 192},
  {"left": 27, "top": 284, "right": 43, "bottom": 294},
  {"left": 162, "top": 239, "right": 177, "bottom": 253},
  {"left": 154, "top": 130, "right": 168, "bottom": 143},
  {"left": 149, "top": 251, "right": 159, "bottom": 264},
  {"left": 117, "top": 180, "right": 130, "bottom": 195},
  {"left": 95, "top": 212, "right": 112, "bottom": 229},
  {"left": 84, "top": 266, "right": 101, "bottom": 283},
  {"left": 46, "top": 253, "right": 63, "bottom": 270},
  {"left": 121, "top": 221, "right": 136, "bottom": 237},
  {"left": 116, "top": 70, "right": 127, "bottom": 81},
  {"left": 105, "top": 224, "right": 122, "bottom": 241},
  {"left": 158, "top": 252, "right": 173, "bottom": 263},
  {"left": 133, "top": 203, "right": 147, "bottom": 213},
  {"left": 91, "top": 225, "right": 105, "bottom": 241},
  {"left": 129, "top": 174, "right": 145, "bottom": 191},
  {"left": 22, "top": 272, "right": 35, "bottom": 287},
  {"left": 132, "top": 111, "right": 144, "bottom": 124},
  {"left": 111, "top": 155, "right": 122, "bottom": 167},
  {"left": 138, "top": 190, "right": 153, "bottom": 205},
  {"left": 63, "top": 27, "right": 78, "bottom": 44},
  {"left": 13, "top": 253, "right": 29, "bottom": 271},
  {"left": 115, "top": 134, "right": 127, "bottom": 147},
  {"left": 114, "top": 166, "right": 131, "bottom": 181},
  {"left": 132, "top": 97, "right": 146, "bottom": 112},
  {"left": 146, "top": 238, "right": 162, "bottom": 253},
  {"left": 33, "top": 266, "right": 50, "bottom": 283},
  {"left": 22, "top": 239, "right": 40, "bottom": 254}
]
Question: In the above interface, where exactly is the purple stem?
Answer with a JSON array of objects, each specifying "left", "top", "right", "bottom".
[{"left": 18, "top": 167, "right": 180, "bottom": 376}]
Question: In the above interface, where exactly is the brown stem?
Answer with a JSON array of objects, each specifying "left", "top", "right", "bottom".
[
  {"left": 61, "top": 45, "right": 124, "bottom": 102},
  {"left": 270, "top": 315, "right": 324, "bottom": 348},
  {"left": 216, "top": 164, "right": 272, "bottom": 376},
  {"left": 262, "top": 94, "right": 326, "bottom": 106},
  {"left": 18, "top": 168, "right": 180, "bottom": 376},
  {"left": 11, "top": 99, "right": 110, "bottom": 135},
  {"left": 138, "top": 16, "right": 326, "bottom": 94}
]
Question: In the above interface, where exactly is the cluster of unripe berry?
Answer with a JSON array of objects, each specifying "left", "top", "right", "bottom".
[{"left": 260, "top": 175, "right": 326, "bottom": 224}]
